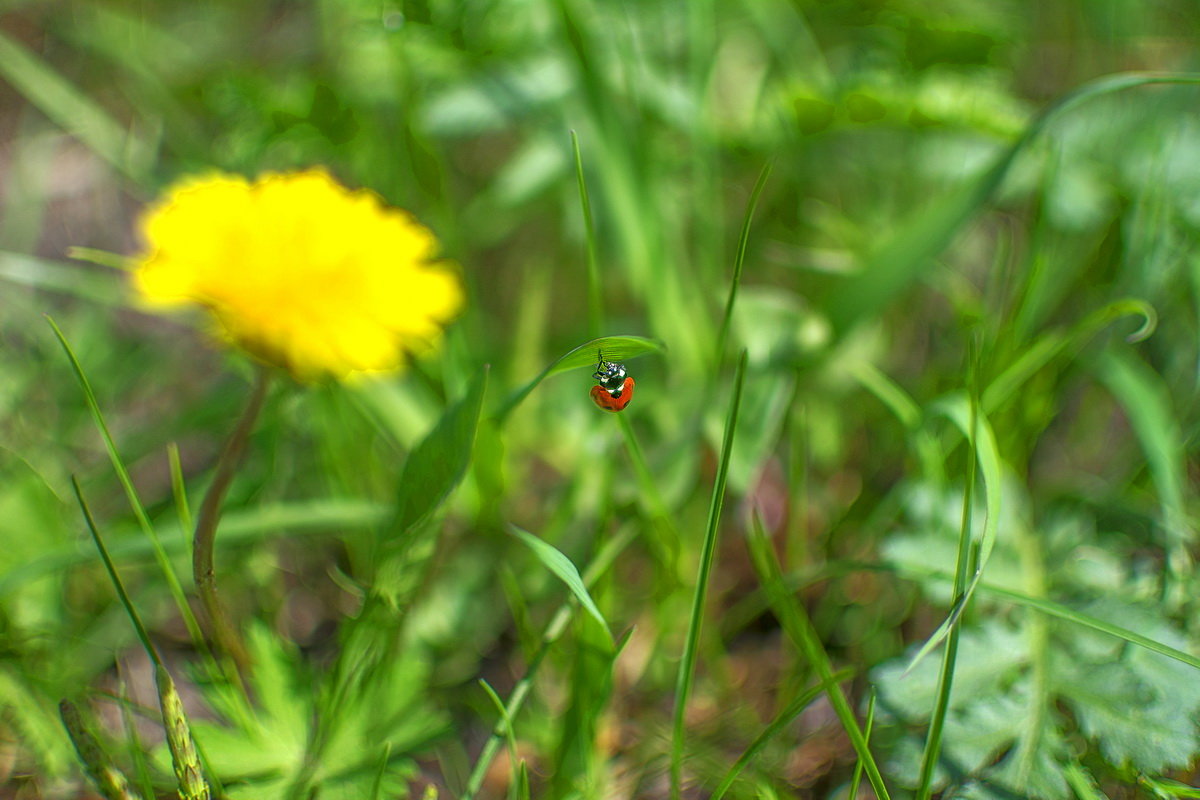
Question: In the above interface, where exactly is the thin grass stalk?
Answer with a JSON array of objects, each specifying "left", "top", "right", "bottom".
[
  {"left": 713, "top": 163, "right": 770, "bottom": 367},
  {"left": 571, "top": 129, "right": 603, "bottom": 340},
  {"left": 915, "top": 369, "right": 980, "bottom": 799},
  {"left": 47, "top": 317, "right": 205, "bottom": 653},
  {"left": 744, "top": 514, "right": 890, "bottom": 800},
  {"left": 669, "top": 350, "right": 748, "bottom": 800},
  {"left": 847, "top": 691, "right": 877, "bottom": 800},
  {"left": 616, "top": 412, "right": 680, "bottom": 555},
  {"left": 193, "top": 366, "right": 271, "bottom": 670},
  {"left": 168, "top": 442, "right": 193, "bottom": 536},
  {"left": 72, "top": 478, "right": 212, "bottom": 800},
  {"left": 462, "top": 524, "right": 639, "bottom": 800}
]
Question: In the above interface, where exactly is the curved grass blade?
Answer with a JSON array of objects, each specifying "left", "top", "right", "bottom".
[
  {"left": 903, "top": 393, "right": 1002, "bottom": 677},
  {"left": 670, "top": 351, "right": 748, "bottom": 800},
  {"left": 1097, "top": 350, "right": 1190, "bottom": 574},
  {"left": 983, "top": 298, "right": 1156, "bottom": 413},
  {"left": 509, "top": 525, "right": 612, "bottom": 644},
  {"left": 714, "top": 162, "right": 771, "bottom": 366},
  {"left": 386, "top": 365, "right": 489, "bottom": 543},
  {"left": 827, "top": 72, "right": 1200, "bottom": 337},
  {"left": 710, "top": 670, "right": 852, "bottom": 800},
  {"left": 495, "top": 335, "right": 665, "bottom": 422}
]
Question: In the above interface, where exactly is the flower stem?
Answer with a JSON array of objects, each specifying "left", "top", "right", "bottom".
[{"left": 193, "top": 367, "right": 271, "bottom": 670}]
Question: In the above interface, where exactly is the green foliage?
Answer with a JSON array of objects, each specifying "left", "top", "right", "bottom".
[
  {"left": 5, "top": 1, "right": 1200, "bottom": 798},
  {"left": 877, "top": 483, "right": 1200, "bottom": 798}
]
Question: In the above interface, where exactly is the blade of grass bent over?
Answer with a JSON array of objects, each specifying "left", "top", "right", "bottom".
[
  {"left": 670, "top": 350, "right": 748, "bottom": 800},
  {"left": 745, "top": 513, "right": 891, "bottom": 800},
  {"left": 509, "top": 525, "right": 612, "bottom": 643},
  {"left": 495, "top": 335, "right": 665, "bottom": 422}
]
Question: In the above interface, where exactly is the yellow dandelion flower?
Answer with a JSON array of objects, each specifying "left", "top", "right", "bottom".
[{"left": 133, "top": 169, "right": 462, "bottom": 380}]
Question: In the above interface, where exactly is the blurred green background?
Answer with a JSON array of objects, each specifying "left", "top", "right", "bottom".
[{"left": 3, "top": 0, "right": 1200, "bottom": 798}]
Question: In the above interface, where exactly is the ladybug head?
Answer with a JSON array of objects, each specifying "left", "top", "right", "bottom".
[{"left": 593, "top": 350, "right": 627, "bottom": 394}]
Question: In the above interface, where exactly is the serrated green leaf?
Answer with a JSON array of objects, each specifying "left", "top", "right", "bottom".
[
  {"left": 1057, "top": 660, "right": 1198, "bottom": 772},
  {"left": 494, "top": 336, "right": 665, "bottom": 421},
  {"left": 386, "top": 366, "right": 489, "bottom": 543},
  {"left": 509, "top": 526, "right": 611, "bottom": 643}
]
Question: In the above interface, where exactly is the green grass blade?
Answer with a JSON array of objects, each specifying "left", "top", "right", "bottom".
[
  {"left": 903, "top": 393, "right": 1002, "bottom": 676},
  {"left": 71, "top": 477, "right": 161, "bottom": 668},
  {"left": 1097, "top": 350, "right": 1190, "bottom": 572},
  {"left": 710, "top": 669, "right": 852, "bottom": 800},
  {"left": 495, "top": 335, "right": 665, "bottom": 422},
  {"left": 916, "top": 380, "right": 981, "bottom": 800},
  {"left": 478, "top": 679, "right": 520, "bottom": 781},
  {"left": 385, "top": 365, "right": 489, "bottom": 543},
  {"left": 851, "top": 362, "right": 922, "bottom": 430},
  {"left": 670, "top": 350, "right": 748, "bottom": 800},
  {"left": 714, "top": 162, "right": 771, "bottom": 365},
  {"left": 571, "top": 130, "right": 603, "bottom": 339},
  {"left": 509, "top": 525, "right": 612, "bottom": 643},
  {"left": 47, "top": 317, "right": 205, "bottom": 646},
  {"left": 0, "top": 251, "right": 126, "bottom": 304},
  {"left": 847, "top": 691, "right": 877, "bottom": 800},
  {"left": 167, "top": 443, "right": 193, "bottom": 540},
  {"left": 369, "top": 742, "right": 393, "bottom": 800},
  {"left": 983, "top": 298, "right": 1156, "bottom": 413},
  {"left": 0, "top": 30, "right": 149, "bottom": 182},
  {"left": 827, "top": 72, "right": 1200, "bottom": 336},
  {"left": 461, "top": 523, "right": 640, "bottom": 800},
  {"left": 744, "top": 514, "right": 891, "bottom": 800}
]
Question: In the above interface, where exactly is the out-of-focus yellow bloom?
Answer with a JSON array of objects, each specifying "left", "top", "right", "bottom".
[{"left": 133, "top": 169, "right": 462, "bottom": 380}]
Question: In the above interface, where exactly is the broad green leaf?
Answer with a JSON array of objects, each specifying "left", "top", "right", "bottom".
[
  {"left": 494, "top": 335, "right": 665, "bottom": 422},
  {"left": 509, "top": 526, "right": 611, "bottom": 642},
  {"left": 386, "top": 366, "right": 488, "bottom": 543}
]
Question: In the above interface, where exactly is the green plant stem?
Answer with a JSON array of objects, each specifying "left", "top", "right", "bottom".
[
  {"left": 193, "top": 367, "right": 271, "bottom": 670},
  {"left": 915, "top": 391, "right": 979, "bottom": 800},
  {"left": 670, "top": 351, "right": 747, "bottom": 800}
]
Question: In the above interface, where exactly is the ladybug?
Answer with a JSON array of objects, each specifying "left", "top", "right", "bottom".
[{"left": 590, "top": 349, "right": 635, "bottom": 412}]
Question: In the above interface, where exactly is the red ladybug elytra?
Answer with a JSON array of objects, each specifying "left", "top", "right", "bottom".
[{"left": 591, "top": 350, "right": 634, "bottom": 412}]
